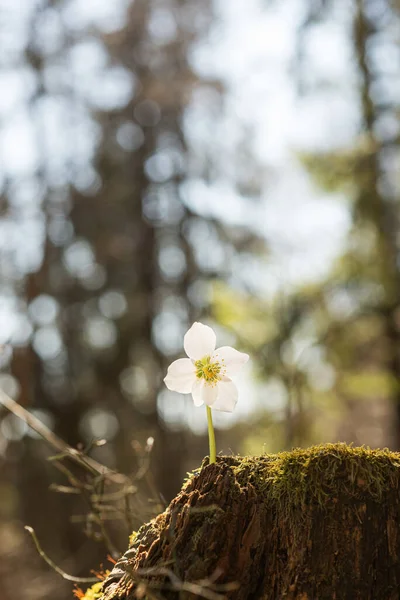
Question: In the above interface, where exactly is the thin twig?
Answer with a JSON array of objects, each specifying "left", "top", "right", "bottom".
[
  {"left": 25, "top": 526, "right": 99, "bottom": 583},
  {"left": 49, "top": 484, "right": 82, "bottom": 494},
  {"left": 0, "top": 389, "right": 126, "bottom": 483}
]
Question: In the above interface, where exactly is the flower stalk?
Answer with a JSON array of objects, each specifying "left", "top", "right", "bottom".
[{"left": 206, "top": 406, "right": 216, "bottom": 464}]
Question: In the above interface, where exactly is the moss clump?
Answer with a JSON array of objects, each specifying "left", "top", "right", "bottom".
[
  {"left": 74, "top": 569, "right": 111, "bottom": 600},
  {"left": 73, "top": 581, "right": 103, "bottom": 600},
  {"left": 231, "top": 443, "right": 400, "bottom": 524},
  {"left": 181, "top": 467, "right": 201, "bottom": 490},
  {"left": 128, "top": 531, "right": 137, "bottom": 547}
]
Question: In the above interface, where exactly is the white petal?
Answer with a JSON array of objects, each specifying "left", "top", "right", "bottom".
[
  {"left": 212, "top": 346, "right": 249, "bottom": 377},
  {"left": 212, "top": 378, "right": 238, "bottom": 412},
  {"left": 201, "top": 382, "right": 218, "bottom": 406},
  {"left": 164, "top": 358, "right": 196, "bottom": 393},
  {"left": 191, "top": 379, "right": 205, "bottom": 406},
  {"left": 184, "top": 322, "right": 216, "bottom": 360}
]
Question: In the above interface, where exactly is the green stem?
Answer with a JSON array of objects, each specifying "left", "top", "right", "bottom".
[{"left": 206, "top": 406, "right": 216, "bottom": 464}]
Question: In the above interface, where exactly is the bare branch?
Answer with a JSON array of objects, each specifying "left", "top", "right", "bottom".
[
  {"left": 25, "top": 526, "right": 99, "bottom": 583},
  {"left": 0, "top": 389, "right": 127, "bottom": 484}
]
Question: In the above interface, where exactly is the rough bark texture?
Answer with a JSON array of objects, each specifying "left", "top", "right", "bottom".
[{"left": 93, "top": 444, "right": 400, "bottom": 599}]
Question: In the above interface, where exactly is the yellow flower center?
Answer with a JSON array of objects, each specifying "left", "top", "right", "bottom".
[{"left": 195, "top": 355, "right": 221, "bottom": 384}]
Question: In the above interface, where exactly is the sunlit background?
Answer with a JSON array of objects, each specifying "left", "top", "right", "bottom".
[{"left": 0, "top": 0, "right": 399, "bottom": 598}]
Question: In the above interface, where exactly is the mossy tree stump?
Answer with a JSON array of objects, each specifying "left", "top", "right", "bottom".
[{"left": 99, "top": 444, "right": 400, "bottom": 599}]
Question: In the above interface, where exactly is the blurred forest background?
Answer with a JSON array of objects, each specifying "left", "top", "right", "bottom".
[{"left": 0, "top": 0, "right": 399, "bottom": 598}]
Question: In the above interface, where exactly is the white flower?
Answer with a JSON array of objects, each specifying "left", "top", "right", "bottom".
[{"left": 163, "top": 322, "right": 249, "bottom": 413}]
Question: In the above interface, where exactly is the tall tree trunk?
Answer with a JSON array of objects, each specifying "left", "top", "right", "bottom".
[
  {"left": 97, "top": 444, "right": 400, "bottom": 600},
  {"left": 352, "top": 0, "right": 400, "bottom": 449}
]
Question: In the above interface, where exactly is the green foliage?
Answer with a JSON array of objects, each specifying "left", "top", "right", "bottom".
[
  {"left": 212, "top": 282, "right": 277, "bottom": 347},
  {"left": 341, "top": 371, "right": 397, "bottom": 400},
  {"left": 298, "top": 135, "right": 378, "bottom": 194}
]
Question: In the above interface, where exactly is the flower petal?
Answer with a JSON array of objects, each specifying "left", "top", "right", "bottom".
[
  {"left": 212, "top": 346, "right": 249, "bottom": 377},
  {"left": 184, "top": 322, "right": 216, "bottom": 360},
  {"left": 212, "top": 378, "right": 238, "bottom": 412},
  {"left": 191, "top": 379, "right": 205, "bottom": 406},
  {"left": 202, "top": 382, "right": 218, "bottom": 406},
  {"left": 191, "top": 379, "right": 219, "bottom": 407},
  {"left": 164, "top": 358, "right": 196, "bottom": 393}
]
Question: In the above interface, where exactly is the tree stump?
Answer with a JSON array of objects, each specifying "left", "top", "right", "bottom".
[{"left": 98, "top": 444, "right": 400, "bottom": 599}]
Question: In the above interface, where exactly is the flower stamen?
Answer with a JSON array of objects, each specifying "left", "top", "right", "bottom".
[{"left": 195, "top": 356, "right": 222, "bottom": 384}]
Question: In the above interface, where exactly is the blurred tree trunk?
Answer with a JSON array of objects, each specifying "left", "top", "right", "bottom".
[
  {"left": 4, "top": 0, "right": 217, "bottom": 593},
  {"left": 101, "top": 445, "right": 400, "bottom": 600},
  {"left": 352, "top": 0, "right": 400, "bottom": 449}
]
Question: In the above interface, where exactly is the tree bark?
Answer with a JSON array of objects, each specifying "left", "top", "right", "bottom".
[{"left": 98, "top": 444, "right": 400, "bottom": 600}]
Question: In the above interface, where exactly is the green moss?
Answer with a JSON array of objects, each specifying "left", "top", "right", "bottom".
[
  {"left": 74, "top": 581, "right": 103, "bottom": 600},
  {"left": 181, "top": 467, "right": 202, "bottom": 489},
  {"left": 128, "top": 531, "right": 137, "bottom": 547},
  {"left": 231, "top": 443, "right": 400, "bottom": 524},
  {"left": 132, "top": 444, "right": 400, "bottom": 544}
]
